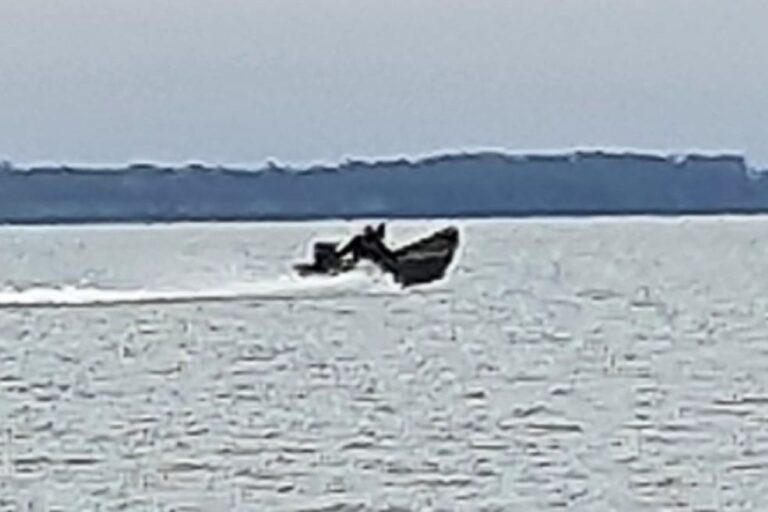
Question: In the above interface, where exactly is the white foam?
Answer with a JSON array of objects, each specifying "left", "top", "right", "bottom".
[{"left": 0, "top": 271, "right": 374, "bottom": 308}]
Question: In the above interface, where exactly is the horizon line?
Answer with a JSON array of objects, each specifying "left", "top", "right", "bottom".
[{"left": 0, "top": 145, "right": 755, "bottom": 171}]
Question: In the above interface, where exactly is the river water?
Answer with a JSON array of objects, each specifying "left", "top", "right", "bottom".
[{"left": 1, "top": 218, "right": 767, "bottom": 511}]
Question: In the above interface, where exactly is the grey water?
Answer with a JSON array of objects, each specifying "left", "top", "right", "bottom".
[{"left": 1, "top": 218, "right": 768, "bottom": 511}]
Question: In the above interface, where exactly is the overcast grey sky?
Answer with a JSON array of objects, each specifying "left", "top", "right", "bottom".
[{"left": 1, "top": 0, "right": 767, "bottom": 165}]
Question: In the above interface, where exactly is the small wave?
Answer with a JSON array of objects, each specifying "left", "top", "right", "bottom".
[{"left": 0, "top": 271, "right": 384, "bottom": 308}]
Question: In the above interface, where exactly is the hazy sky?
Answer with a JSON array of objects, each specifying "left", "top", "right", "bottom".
[{"left": 2, "top": 0, "right": 768, "bottom": 165}]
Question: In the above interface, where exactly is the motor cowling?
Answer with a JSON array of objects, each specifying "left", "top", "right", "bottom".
[{"left": 313, "top": 242, "right": 340, "bottom": 270}]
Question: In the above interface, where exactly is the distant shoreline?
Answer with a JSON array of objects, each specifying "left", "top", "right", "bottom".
[
  {"left": 3, "top": 149, "right": 768, "bottom": 225},
  {"left": 4, "top": 209, "right": 768, "bottom": 228}
]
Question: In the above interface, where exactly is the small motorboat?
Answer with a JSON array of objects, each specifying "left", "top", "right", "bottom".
[{"left": 293, "top": 226, "right": 460, "bottom": 287}]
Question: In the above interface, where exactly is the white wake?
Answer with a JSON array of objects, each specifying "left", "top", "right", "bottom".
[{"left": 0, "top": 271, "right": 386, "bottom": 308}]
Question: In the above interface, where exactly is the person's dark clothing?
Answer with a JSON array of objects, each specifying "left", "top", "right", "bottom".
[{"left": 337, "top": 225, "right": 396, "bottom": 270}]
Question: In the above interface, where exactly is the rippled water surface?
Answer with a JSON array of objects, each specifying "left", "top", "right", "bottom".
[{"left": 1, "top": 218, "right": 768, "bottom": 511}]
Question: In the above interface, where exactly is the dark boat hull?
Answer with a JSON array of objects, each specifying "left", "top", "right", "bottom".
[{"left": 390, "top": 227, "right": 459, "bottom": 287}]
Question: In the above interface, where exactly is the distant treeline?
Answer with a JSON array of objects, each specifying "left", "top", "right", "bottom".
[{"left": 1, "top": 151, "right": 767, "bottom": 224}]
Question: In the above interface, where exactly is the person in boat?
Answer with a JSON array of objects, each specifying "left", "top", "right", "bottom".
[{"left": 336, "top": 223, "right": 397, "bottom": 270}]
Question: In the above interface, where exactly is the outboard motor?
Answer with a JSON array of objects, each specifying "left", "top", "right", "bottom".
[{"left": 313, "top": 242, "right": 340, "bottom": 271}]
